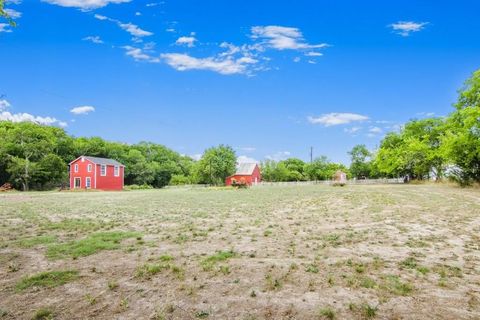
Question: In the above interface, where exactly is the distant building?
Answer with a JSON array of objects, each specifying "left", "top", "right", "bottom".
[
  {"left": 69, "top": 156, "right": 125, "bottom": 191},
  {"left": 225, "top": 163, "right": 261, "bottom": 186}
]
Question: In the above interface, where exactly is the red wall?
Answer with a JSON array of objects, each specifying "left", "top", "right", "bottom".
[
  {"left": 70, "top": 158, "right": 124, "bottom": 191},
  {"left": 225, "top": 165, "right": 262, "bottom": 186},
  {"left": 95, "top": 164, "right": 124, "bottom": 190},
  {"left": 70, "top": 158, "right": 96, "bottom": 190}
]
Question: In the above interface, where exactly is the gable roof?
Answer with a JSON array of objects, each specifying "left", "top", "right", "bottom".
[
  {"left": 234, "top": 163, "right": 257, "bottom": 175},
  {"left": 70, "top": 156, "right": 124, "bottom": 167}
]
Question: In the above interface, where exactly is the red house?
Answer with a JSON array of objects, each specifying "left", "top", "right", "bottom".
[
  {"left": 69, "top": 156, "right": 125, "bottom": 191},
  {"left": 225, "top": 163, "right": 262, "bottom": 186}
]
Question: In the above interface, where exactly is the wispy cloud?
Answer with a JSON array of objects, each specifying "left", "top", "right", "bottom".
[
  {"left": 161, "top": 53, "right": 257, "bottom": 75},
  {"left": 70, "top": 105, "right": 95, "bottom": 115},
  {"left": 344, "top": 126, "right": 361, "bottom": 134},
  {"left": 0, "top": 23, "right": 12, "bottom": 33},
  {"left": 251, "top": 26, "right": 328, "bottom": 51},
  {"left": 123, "top": 46, "right": 160, "bottom": 62},
  {"left": 4, "top": 8, "right": 22, "bottom": 19},
  {"left": 42, "top": 0, "right": 131, "bottom": 10},
  {"left": 0, "top": 99, "right": 11, "bottom": 111},
  {"left": 83, "top": 35, "right": 103, "bottom": 44},
  {"left": 389, "top": 21, "right": 428, "bottom": 37},
  {"left": 369, "top": 126, "right": 382, "bottom": 134},
  {"left": 237, "top": 155, "right": 258, "bottom": 164},
  {"left": 175, "top": 36, "right": 197, "bottom": 47},
  {"left": 265, "top": 151, "right": 291, "bottom": 162},
  {"left": 119, "top": 22, "right": 153, "bottom": 37},
  {"left": 308, "top": 113, "right": 369, "bottom": 126}
]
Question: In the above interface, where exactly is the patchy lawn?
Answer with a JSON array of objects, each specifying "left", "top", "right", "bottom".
[{"left": 0, "top": 184, "right": 479, "bottom": 319}]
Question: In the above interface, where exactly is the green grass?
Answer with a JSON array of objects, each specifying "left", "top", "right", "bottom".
[
  {"left": 200, "top": 250, "right": 236, "bottom": 271},
  {"left": 14, "top": 235, "right": 57, "bottom": 248},
  {"left": 319, "top": 306, "right": 336, "bottom": 319},
  {"left": 46, "top": 231, "right": 141, "bottom": 259},
  {"left": 382, "top": 275, "right": 413, "bottom": 296},
  {"left": 16, "top": 270, "right": 79, "bottom": 291},
  {"left": 32, "top": 307, "right": 54, "bottom": 320}
]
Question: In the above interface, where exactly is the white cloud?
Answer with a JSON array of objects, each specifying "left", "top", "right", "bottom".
[
  {"left": 161, "top": 53, "right": 257, "bottom": 75},
  {"left": 237, "top": 155, "right": 258, "bottom": 164},
  {"left": 119, "top": 22, "right": 153, "bottom": 37},
  {"left": 266, "top": 151, "right": 291, "bottom": 162},
  {"left": 83, "top": 35, "right": 103, "bottom": 44},
  {"left": 389, "top": 21, "right": 428, "bottom": 37},
  {"left": 123, "top": 46, "right": 160, "bottom": 62},
  {"left": 293, "top": 57, "right": 301, "bottom": 63},
  {"left": 369, "top": 126, "right": 382, "bottom": 134},
  {"left": 70, "top": 105, "right": 95, "bottom": 115},
  {"left": 0, "top": 23, "right": 12, "bottom": 33},
  {"left": 0, "top": 112, "right": 66, "bottom": 126},
  {"left": 4, "top": 8, "right": 22, "bottom": 19},
  {"left": 166, "top": 28, "right": 175, "bottom": 33},
  {"left": 94, "top": 14, "right": 108, "bottom": 20},
  {"left": 308, "top": 113, "right": 369, "bottom": 127},
  {"left": 251, "top": 26, "right": 328, "bottom": 51},
  {"left": 344, "top": 126, "right": 361, "bottom": 134},
  {"left": 0, "top": 99, "right": 11, "bottom": 111},
  {"left": 305, "top": 51, "right": 323, "bottom": 57},
  {"left": 42, "top": 0, "right": 131, "bottom": 10},
  {"left": 175, "top": 36, "right": 197, "bottom": 47},
  {"left": 135, "top": 11, "right": 141, "bottom": 16}
]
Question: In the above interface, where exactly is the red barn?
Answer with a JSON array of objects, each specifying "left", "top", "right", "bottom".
[
  {"left": 69, "top": 156, "right": 125, "bottom": 191},
  {"left": 225, "top": 163, "right": 261, "bottom": 186}
]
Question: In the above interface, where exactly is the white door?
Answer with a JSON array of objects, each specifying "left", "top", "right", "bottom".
[{"left": 86, "top": 177, "right": 91, "bottom": 189}]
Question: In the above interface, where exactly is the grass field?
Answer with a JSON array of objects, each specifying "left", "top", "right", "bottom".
[{"left": 0, "top": 185, "right": 479, "bottom": 319}]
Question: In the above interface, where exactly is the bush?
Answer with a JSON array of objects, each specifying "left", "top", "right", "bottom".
[{"left": 124, "top": 184, "right": 153, "bottom": 190}]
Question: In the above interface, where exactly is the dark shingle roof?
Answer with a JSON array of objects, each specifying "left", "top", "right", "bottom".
[{"left": 83, "top": 156, "right": 124, "bottom": 167}]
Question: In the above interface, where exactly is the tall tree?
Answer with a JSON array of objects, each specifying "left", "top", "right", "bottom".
[
  {"left": 348, "top": 144, "right": 372, "bottom": 178},
  {"left": 441, "top": 70, "right": 480, "bottom": 184},
  {"left": 196, "top": 145, "right": 236, "bottom": 185}
]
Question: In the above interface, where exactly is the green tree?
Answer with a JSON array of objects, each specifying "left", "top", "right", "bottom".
[
  {"left": 0, "top": 0, "right": 16, "bottom": 27},
  {"left": 374, "top": 118, "right": 446, "bottom": 179},
  {"left": 442, "top": 69, "right": 480, "bottom": 184},
  {"left": 348, "top": 145, "right": 372, "bottom": 178},
  {"left": 196, "top": 145, "right": 236, "bottom": 185}
]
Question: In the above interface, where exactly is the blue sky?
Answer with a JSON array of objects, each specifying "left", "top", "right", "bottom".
[{"left": 1, "top": 0, "right": 479, "bottom": 164}]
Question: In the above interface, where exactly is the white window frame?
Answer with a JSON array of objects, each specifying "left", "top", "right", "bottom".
[
  {"left": 100, "top": 164, "right": 107, "bottom": 176},
  {"left": 87, "top": 164, "right": 92, "bottom": 172},
  {"left": 74, "top": 164, "right": 78, "bottom": 173},
  {"left": 74, "top": 177, "right": 81, "bottom": 189},
  {"left": 114, "top": 166, "right": 119, "bottom": 177},
  {"left": 86, "top": 177, "right": 91, "bottom": 189}
]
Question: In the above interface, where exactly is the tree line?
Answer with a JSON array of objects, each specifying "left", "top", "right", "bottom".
[
  {"left": 348, "top": 69, "right": 480, "bottom": 185},
  {"left": 1, "top": 69, "right": 479, "bottom": 190},
  {"left": 0, "top": 122, "right": 240, "bottom": 190}
]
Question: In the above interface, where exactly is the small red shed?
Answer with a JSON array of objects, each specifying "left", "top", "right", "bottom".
[
  {"left": 225, "top": 163, "right": 261, "bottom": 186},
  {"left": 69, "top": 156, "right": 125, "bottom": 191}
]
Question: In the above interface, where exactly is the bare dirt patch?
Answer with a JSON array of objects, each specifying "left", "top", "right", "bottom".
[{"left": 0, "top": 185, "right": 479, "bottom": 319}]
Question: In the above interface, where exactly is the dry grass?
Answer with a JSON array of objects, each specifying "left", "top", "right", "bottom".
[{"left": 0, "top": 184, "right": 479, "bottom": 319}]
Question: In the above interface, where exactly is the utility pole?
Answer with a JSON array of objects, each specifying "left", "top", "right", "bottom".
[{"left": 310, "top": 146, "right": 313, "bottom": 163}]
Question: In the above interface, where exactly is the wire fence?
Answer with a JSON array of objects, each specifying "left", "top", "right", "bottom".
[
  {"left": 254, "top": 178, "right": 404, "bottom": 187},
  {"left": 165, "top": 178, "right": 405, "bottom": 189}
]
